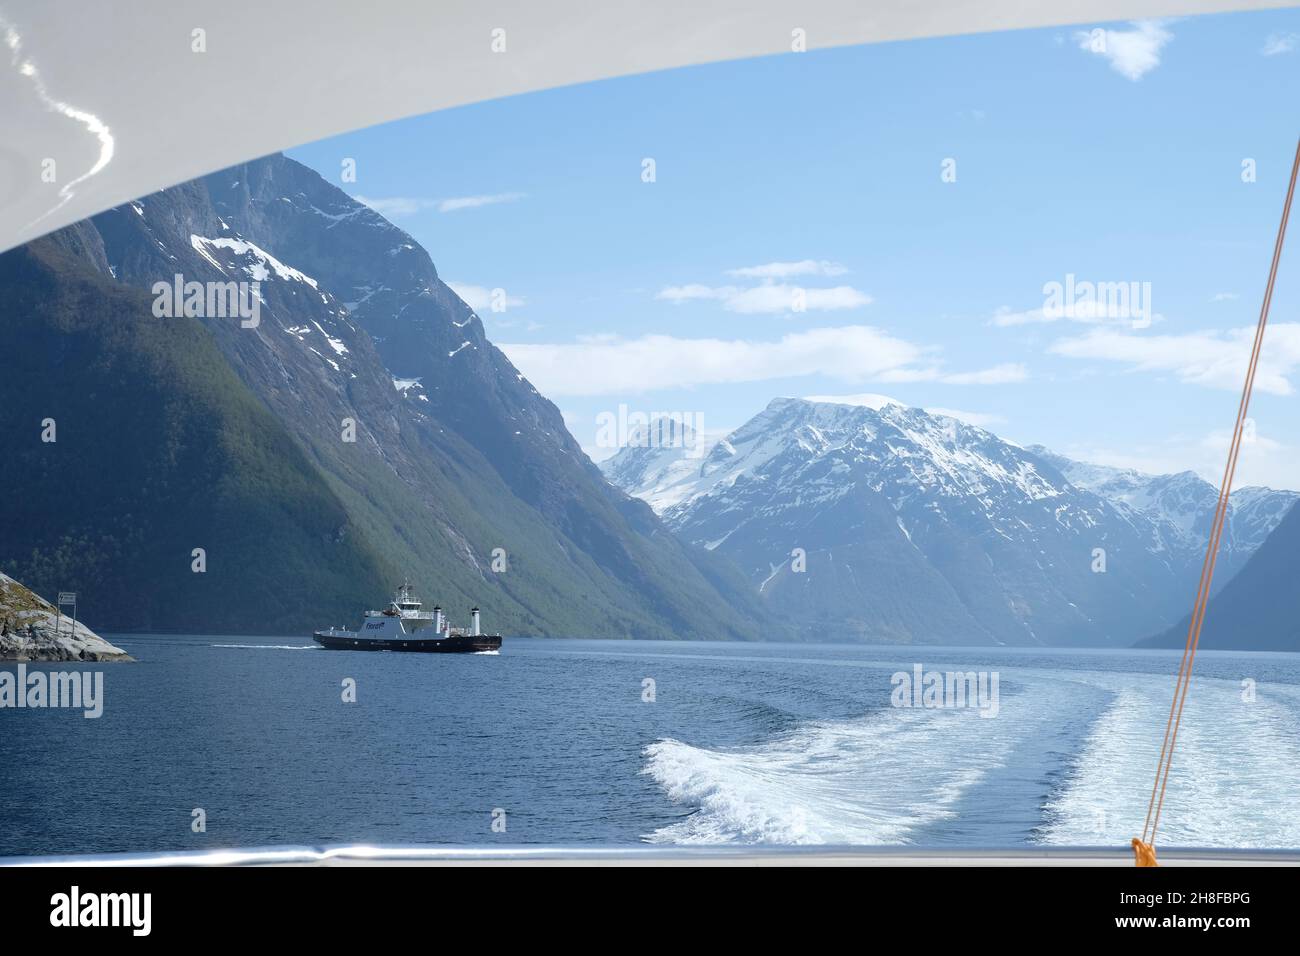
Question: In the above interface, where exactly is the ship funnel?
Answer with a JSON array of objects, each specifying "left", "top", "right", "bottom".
[
  {"left": 471, "top": 607, "right": 481, "bottom": 636},
  {"left": 433, "top": 606, "right": 443, "bottom": 634}
]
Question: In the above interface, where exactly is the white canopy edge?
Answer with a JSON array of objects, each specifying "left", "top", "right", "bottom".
[{"left": 0, "top": 0, "right": 1290, "bottom": 253}]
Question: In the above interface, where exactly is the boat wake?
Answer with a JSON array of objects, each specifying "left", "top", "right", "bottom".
[
  {"left": 643, "top": 703, "right": 1022, "bottom": 845},
  {"left": 1038, "top": 675, "right": 1300, "bottom": 848},
  {"left": 642, "top": 668, "right": 1300, "bottom": 847},
  {"left": 211, "top": 643, "right": 319, "bottom": 650}
]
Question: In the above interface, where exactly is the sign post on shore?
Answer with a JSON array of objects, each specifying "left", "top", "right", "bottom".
[{"left": 57, "top": 592, "right": 77, "bottom": 639}]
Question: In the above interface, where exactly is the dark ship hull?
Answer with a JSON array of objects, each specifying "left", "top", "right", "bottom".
[
  {"left": 312, "top": 630, "right": 502, "bottom": 653},
  {"left": 316, "top": 584, "right": 500, "bottom": 653}
]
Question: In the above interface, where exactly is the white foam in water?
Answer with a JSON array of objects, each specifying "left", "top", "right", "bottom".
[
  {"left": 1040, "top": 674, "right": 1300, "bottom": 848},
  {"left": 644, "top": 666, "right": 1300, "bottom": 847},
  {"left": 644, "top": 703, "right": 1023, "bottom": 845},
  {"left": 211, "top": 643, "right": 319, "bottom": 650}
]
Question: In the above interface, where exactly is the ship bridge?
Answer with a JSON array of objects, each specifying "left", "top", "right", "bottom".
[{"left": 393, "top": 583, "right": 438, "bottom": 630}]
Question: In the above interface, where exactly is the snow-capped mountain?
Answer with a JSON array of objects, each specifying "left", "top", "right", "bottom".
[
  {"left": 1026, "top": 446, "right": 1296, "bottom": 586},
  {"left": 602, "top": 398, "right": 1296, "bottom": 646},
  {"left": 598, "top": 416, "right": 714, "bottom": 514}
]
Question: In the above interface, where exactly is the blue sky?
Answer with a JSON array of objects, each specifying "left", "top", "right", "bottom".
[{"left": 290, "top": 8, "right": 1300, "bottom": 488}]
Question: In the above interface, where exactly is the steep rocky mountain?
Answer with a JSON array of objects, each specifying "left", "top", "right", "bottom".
[
  {"left": 0, "top": 228, "right": 391, "bottom": 634},
  {"left": 0, "top": 154, "right": 768, "bottom": 640},
  {"left": 1140, "top": 500, "right": 1300, "bottom": 651},
  {"left": 602, "top": 399, "right": 1295, "bottom": 646}
]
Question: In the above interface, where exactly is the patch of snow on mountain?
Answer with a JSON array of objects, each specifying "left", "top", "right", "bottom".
[
  {"left": 310, "top": 319, "right": 349, "bottom": 355},
  {"left": 190, "top": 235, "right": 320, "bottom": 288}
]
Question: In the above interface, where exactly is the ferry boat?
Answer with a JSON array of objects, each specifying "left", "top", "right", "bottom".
[{"left": 313, "top": 583, "right": 502, "bottom": 653}]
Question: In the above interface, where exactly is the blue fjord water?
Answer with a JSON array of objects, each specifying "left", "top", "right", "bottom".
[{"left": 2, "top": 637, "right": 1298, "bottom": 856}]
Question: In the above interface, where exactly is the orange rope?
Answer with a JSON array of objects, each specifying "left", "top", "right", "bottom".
[{"left": 1134, "top": 137, "right": 1300, "bottom": 866}]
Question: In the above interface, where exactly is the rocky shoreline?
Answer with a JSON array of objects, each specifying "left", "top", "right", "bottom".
[{"left": 0, "top": 573, "right": 133, "bottom": 663}]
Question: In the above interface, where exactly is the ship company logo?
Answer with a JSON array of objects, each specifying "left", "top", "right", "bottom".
[
  {"left": 890, "top": 664, "right": 1000, "bottom": 718},
  {"left": 0, "top": 664, "right": 104, "bottom": 718},
  {"left": 50, "top": 886, "right": 151, "bottom": 936},
  {"left": 152, "top": 273, "right": 261, "bottom": 328}
]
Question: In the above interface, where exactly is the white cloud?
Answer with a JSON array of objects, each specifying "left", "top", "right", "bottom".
[
  {"left": 1048, "top": 323, "right": 1300, "bottom": 395},
  {"left": 726, "top": 260, "right": 848, "bottom": 279},
  {"left": 500, "top": 325, "right": 1024, "bottom": 397},
  {"left": 1059, "top": 432, "right": 1297, "bottom": 491},
  {"left": 656, "top": 283, "right": 736, "bottom": 304},
  {"left": 735, "top": 284, "right": 871, "bottom": 313},
  {"left": 939, "top": 363, "right": 1028, "bottom": 385},
  {"left": 1262, "top": 32, "right": 1299, "bottom": 56},
  {"left": 446, "top": 282, "right": 525, "bottom": 313},
  {"left": 991, "top": 300, "right": 1157, "bottom": 327},
  {"left": 1200, "top": 427, "right": 1283, "bottom": 455},
  {"left": 657, "top": 282, "right": 871, "bottom": 314},
  {"left": 857, "top": 362, "right": 1028, "bottom": 386},
  {"left": 353, "top": 195, "right": 436, "bottom": 218},
  {"left": 437, "top": 192, "right": 525, "bottom": 213},
  {"left": 1053, "top": 444, "right": 1182, "bottom": 476},
  {"left": 659, "top": 259, "right": 870, "bottom": 314},
  {"left": 1075, "top": 20, "right": 1173, "bottom": 81},
  {"left": 1212, "top": 292, "right": 1239, "bottom": 301},
  {"left": 352, "top": 192, "right": 524, "bottom": 218},
  {"left": 992, "top": 305, "right": 1054, "bottom": 327}
]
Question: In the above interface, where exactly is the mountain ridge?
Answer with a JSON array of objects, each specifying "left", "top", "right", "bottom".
[
  {"left": 1139, "top": 493, "right": 1300, "bottom": 651},
  {"left": 602, "top": 397, "right": 1296, "bottom": 646}
]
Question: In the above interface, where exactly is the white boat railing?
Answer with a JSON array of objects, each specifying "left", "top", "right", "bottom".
[{"left": 5, "top": 844, "right": 1300, "bottom": 867}]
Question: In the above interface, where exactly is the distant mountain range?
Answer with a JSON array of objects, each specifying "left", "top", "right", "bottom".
[
  {"left": 0, "top": 154, "right": 768, "bottom": 639},
  {"left": 602, "top": 398, "right": 1296, "bottom": 646},
  {"left": 1140, "top": 500, "right": 1300, "bottom": 652},
  {"left": 6, "top": 155, "right": 1295, "bottom": 648},
  {"left": 1024, "top": 446, "right": 1293, "bottom": 588}
]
